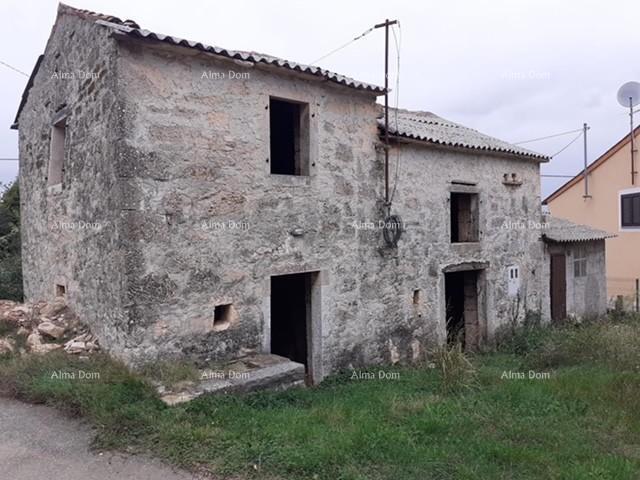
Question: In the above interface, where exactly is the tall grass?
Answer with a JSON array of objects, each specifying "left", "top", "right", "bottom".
[{"left": 430, "top": 343, "right": 478, "bottom": 394}]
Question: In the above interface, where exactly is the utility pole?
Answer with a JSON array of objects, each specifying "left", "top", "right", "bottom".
[
  {"left": 374, "top": 19, "right": 397, "bottom": 215},
  {"left": 630, "top": 98, "right": 637, "bottom": 185},
  {"left": 583, "top": 123, "right": 591, "bottom": 198}
]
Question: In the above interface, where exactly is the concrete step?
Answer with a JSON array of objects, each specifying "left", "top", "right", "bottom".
[{"left": 158, "top": 354, "right": 305, "bottom": 405}]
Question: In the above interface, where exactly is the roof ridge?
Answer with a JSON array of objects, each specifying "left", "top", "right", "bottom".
[{"left": 58, "top": 3, "right": 384, "bottom": 95}]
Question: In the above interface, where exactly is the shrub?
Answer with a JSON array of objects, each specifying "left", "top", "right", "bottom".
[{"left": 0, "top": 180, "right": 22, "bottom": 301}]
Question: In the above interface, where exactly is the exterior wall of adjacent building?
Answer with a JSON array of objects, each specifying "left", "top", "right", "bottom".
[
  {"left": 387, "top": 143, "right": 547, "bottom": 344},
  {"left": 542, "top": 239, "right": 608, "bottom": 320},
  {"left": 546, "top": 130, "right": 640, "bottom": 307},
  {"left": 16, "top": 11, "right": 130, "bottom": 351}
]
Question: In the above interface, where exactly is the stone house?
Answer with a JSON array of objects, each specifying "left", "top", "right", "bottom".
[
  {"left": 11, "top": 4, "right": 607, "bottom": 383},
  {"left": 541, "top": 216, "right": 614, "bottom": 321}
]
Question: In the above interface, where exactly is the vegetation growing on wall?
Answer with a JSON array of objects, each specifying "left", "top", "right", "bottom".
[{"left": 0, "top": 180, "right": 23, "bottom": 301}]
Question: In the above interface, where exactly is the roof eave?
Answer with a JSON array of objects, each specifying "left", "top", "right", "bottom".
[
  {"left": 103, "top": 20, "right": 385, "bottom": 96},
  {"left": 10, "top": 54, "right": 44, "bottom": 131},
  {"left": 541, "top": 235, "right": 614, "bottom": 243},
  {"left": 387, "top": 132, "right": 550, "bottom": 163}
]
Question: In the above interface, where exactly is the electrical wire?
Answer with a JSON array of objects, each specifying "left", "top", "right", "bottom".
[
  {"left": 389, "top": 22, "right": 402, "bottom": 205},
  {"left": 514, "top": 128, "right": 583, "bottom": 145},
  {"left": 0, "top": 60, "right": 29, "bottom": 77},
  {"left": 549, "top": 131, "right": 583, "bottom": 158},
  {"left": 309, "top": 26, "right": 375, "bottom": 66}
]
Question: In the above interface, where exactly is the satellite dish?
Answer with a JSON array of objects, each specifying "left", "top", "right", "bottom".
[{"left": 617, "top": 81, "right": 640, "bottom": 108}]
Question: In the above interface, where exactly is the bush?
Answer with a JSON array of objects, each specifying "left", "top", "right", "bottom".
[{"left": 0, "top": 180, "right": 22, "bottom": 301}]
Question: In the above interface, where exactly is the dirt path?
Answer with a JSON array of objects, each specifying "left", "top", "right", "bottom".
[{"left": 0, "top": 397, "right": 202, "bottom": 480}]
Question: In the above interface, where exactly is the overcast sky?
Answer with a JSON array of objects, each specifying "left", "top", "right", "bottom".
[{"left": 1, "top": 0, "right": 639, "bottom": 197}]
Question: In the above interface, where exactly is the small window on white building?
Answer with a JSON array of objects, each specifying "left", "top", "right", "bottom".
[
  {"left": 48, "top": 116, "right": 67, "bottom": 186},
  {"left": 574, "top": 249, "right": 587, "bottom": 278},
  {"left": 507, "top": 265, "right": 520, "bottom": 296}
]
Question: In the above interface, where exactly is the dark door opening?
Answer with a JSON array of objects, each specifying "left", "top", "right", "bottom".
[
  {"left": 550, "top": 254, "right": 567, "bottom": 323},
  {"left": 270, "top": 272, "right": 312, "bottom": 367},
  {"left": 445, "top": 270, "right": 480, "bottom": 350}
]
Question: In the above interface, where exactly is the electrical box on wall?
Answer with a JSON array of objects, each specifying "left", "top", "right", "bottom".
[{"left": 507, "top": 265, "right": 520, "bottom": 297}]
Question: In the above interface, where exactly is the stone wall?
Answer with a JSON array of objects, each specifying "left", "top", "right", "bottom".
[
  {"left": 543, "top": 239, "right": 607, "bottom": 319},
  {"left": 112, "top": 36, "right": 547, "bottom": 375},
  {"left": 18, "top": 11, "right": 549, "bottom": 379},
  {"left": 17, "top": 11, "right": 128, "bottom": 352}
]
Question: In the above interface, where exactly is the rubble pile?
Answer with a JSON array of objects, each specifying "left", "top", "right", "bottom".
[{"left": 0, "top": 298, "right": 99, "bottom": 357}]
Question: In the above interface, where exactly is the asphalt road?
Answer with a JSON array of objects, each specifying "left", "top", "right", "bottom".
[{"left": 0, "top": 397, "right": 202, "bottom": 480}]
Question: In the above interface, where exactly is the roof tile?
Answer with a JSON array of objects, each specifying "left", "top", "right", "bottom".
[{"left": 380, "top": 109, "right": 549, "bottom": 161}]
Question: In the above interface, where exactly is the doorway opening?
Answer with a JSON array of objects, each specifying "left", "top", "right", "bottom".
[
  {"left": 550, "top": 253, "right": 567, "bottom": 322},
  {"left": 270, "top": 272, "right": 315, "bottom": 368},
  {"left": 445, "top": 270, "right": 480, "bottom": 350}
]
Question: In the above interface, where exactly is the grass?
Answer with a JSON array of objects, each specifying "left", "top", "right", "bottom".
[{"left": 1, "top": 316, "right": 640, "bottom": 479}]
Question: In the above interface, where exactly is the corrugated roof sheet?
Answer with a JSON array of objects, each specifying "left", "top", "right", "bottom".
[
  {"left": 380, "top": 109, "right": 549, "bottom": 161},
  {"left": 542, "top": 216, "right": 616, "bottom": 243},
  {"left": 62, "top": 4, "right": 384, "bottom": 95}
]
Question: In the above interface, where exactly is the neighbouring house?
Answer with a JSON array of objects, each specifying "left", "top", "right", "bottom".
[
  {"left": 541, "top": 216, "right": 614, "bottom": 322},
  {"left": 544, "top": 126, "right": 640, "bottom": 310},
  {"left": 10, "top": 4, "right": 607, "bottom": 383}
]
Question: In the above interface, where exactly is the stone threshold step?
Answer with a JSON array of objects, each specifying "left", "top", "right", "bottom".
[{"left": 158, "top": 354, "right": 305, "bottom": 406}]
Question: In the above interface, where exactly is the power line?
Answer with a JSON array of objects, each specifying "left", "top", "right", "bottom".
[
  {"left": 514, "top": 128, "right": 583, "bottom": 145},
  {"left": 549, "top": 131, "right": 583, "bottom": 158},
  {"left": 0, "top": 60, "right": 29, "bottom": 77},
  {"left": 0, "top": 158, "right": 19, "bottom": 161},
  {"left": 309, "top": 26, "right": 375, "bottom": 66}
]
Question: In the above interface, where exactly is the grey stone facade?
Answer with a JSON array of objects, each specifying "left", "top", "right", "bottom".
[
  {"left": 14, "top": 5, "right": 607, "bottom": 382},
  {"left": 543, "top": 239, "right": 609, "bottom": 320}
]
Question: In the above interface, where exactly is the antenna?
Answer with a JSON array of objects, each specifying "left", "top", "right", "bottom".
[{"left": 617, "top": 81, "right": 640, "bottom": 185}]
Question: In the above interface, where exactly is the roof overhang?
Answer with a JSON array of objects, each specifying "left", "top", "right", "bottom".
[{"left": 384, "top": 131, "right": 550, "bottom": 163}]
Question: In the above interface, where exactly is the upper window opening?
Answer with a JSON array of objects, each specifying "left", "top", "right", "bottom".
[
  {"left": 48, "top": 117, "right": 67, "bottom": 186},
  {"left": 450, "top": 192, "right": 479, "bottom": 242},
  {"left": 621, "top": 192, "right": 640, "bottom": 228},
  {"left": 269, "top": 97, "right": 309, "bottom": 176}
]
